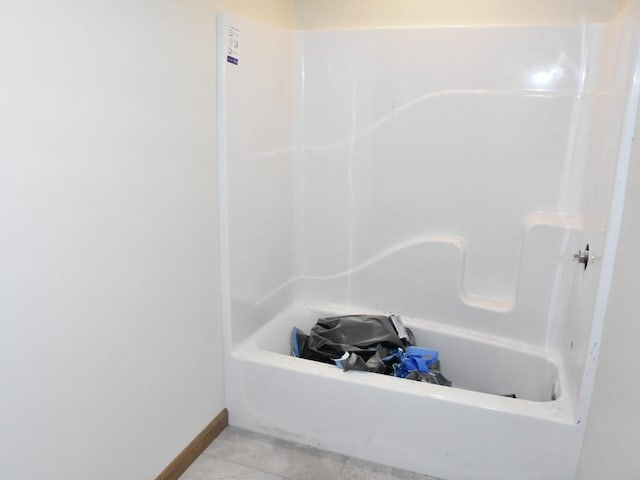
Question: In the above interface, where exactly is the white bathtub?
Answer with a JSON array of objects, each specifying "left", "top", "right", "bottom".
[
  {"left": 217, "top": 6, "right": 640, "bottom": 480},
  {"left": 227, "top": 301, "right": 579, "bottom": 480}
]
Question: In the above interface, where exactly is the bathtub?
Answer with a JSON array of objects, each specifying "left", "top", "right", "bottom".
[
  {"left": 217, "top": 6, "right": 640, "bottom": 480},
  {"left": 226, "top": 300, "right": 579, "bottom": 480}
]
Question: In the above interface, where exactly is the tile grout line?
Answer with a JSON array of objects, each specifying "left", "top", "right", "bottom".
[
  {"left": 332, "top": 456, "right": 349, "bottom": 480},
  {"left": 205, "top": 449, "right": 349, "bottom": 480},
  {"left": 201, "top": 429, "right": 437, "bottom": 480},
  {"left": 205, "top": 450, "right": 288, "bottom": 479},
  {"left": 204, "top": 453, "right": 288, "bottom": 479},
  {"left": 203, "top": 429, "right": 351, "bottom": 480},
  {"left": 203, "top": 445, "right": 438, "bottom": 480}
]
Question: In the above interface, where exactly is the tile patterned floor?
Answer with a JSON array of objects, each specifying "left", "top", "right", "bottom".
[{"left": 181, "top": 426, "right": 440, "bottom": 480}]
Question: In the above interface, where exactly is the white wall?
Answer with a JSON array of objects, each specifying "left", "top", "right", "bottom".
[
  {"left": 0, "top": 1, "right": 292, "bottom": 480},
  {"left": 294, "top": 0, "right": 629, "bottom": 28}
]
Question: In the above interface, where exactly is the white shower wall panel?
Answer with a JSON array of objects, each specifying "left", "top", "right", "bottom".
[
  {"left": 221, "top": 17, "right": 300, "bottom": 344},
  {"left": 300, "top": 26, "right": 596, "bottom": 344}
]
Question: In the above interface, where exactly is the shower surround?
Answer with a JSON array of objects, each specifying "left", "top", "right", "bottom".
[{"left": 216, "top": 5, "right": 640, "bottom": 479}]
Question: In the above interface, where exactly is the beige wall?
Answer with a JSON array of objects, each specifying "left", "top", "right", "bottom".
[
  {"left": 294, "top": 0, "right": 628, "bottom": 28},
  {"left": 224, "top": 0, "right": 295, "bottom": 27},
  {"left": 0, "top": 1, "right": 292, "bottom": 480}
]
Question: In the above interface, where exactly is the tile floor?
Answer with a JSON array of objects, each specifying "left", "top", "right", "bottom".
[{"left": 181, "top": 426, "right": 441, "bottom": 480}]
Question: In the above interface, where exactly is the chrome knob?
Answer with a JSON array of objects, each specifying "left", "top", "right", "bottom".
[{"left": 574, "top": 244, "right": 590, "bottom": 270}]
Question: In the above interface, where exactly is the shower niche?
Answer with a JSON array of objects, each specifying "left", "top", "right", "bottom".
[{"left": 217, "top": 6, "right": 640, "bottom": 480}]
